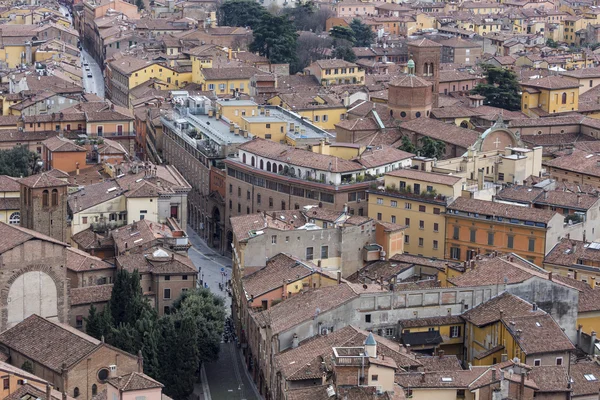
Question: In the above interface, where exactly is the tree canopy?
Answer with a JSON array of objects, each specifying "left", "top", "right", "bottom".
[
  {"left": 398, "top": 135, "right": 445, "bottom": 159},
  {"left": 249, "top": 12, "right": 298, "bottom": 64},
  {"left": 218, "top": 0, "right": 266, "bottom": 29},
  {"left": 471, "top": 64, "right": 522, "bottom": 111},
  {"left": 0, "top": 146, "right": 41, "bottom": 177},
  {"left": 349, "top": 19, "right": 375, "bottom": 47},
  {"left": 86, "top": 271, "right": 225, "bottom": 400},
  {"left": 284, "top": 1, "right": 332, "bottom": 33}
]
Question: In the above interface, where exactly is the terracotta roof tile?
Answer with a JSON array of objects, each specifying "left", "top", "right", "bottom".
[
  {"left": 107, "top": 372, "right": 163, "bottom": 391},
  {"left": 243, "top": 254, "right": 314, "bottom": 299},
  {"left": 238, "top": 138, "right": 363, "bottom": 173},
  {"left": 520, "top": 76, "right": 580, "bottom": 90},
  {"left": 275, "top": 325, "right": 421, "bottom": 382},
  {"left": 0, "top": 175, "right": 20, "bottom": 192},
  {"left": 504, "top": 314, "right": 574, "bottom": 354},
  {"left": 117, "top": 247, "right": 196, "bottom": 275},
  {"left": 0, "top": 223, "right": 67, "bottom": 254},
  {"left": 448, "top": 197, "right": 559, "bottom": 223},
  {"left": 66, "top": 247, "right": 114, "bottom": 272},
  {"left": 353, "top": 146, "right": 413, "bottom": 168},
  {"left": 68, "top": 179, "right": 126, "bottom": 213},
  {"left": 19, "top": 172, "right": 68, "bottom": 188},
  {"left": 70, "top": 284, "right": 114, "bottom": 306},
  {"left": 461, "top": 292, "right": 545, "bottom": 327},
  {"left": 256, "top": 283, "right": 358, "bottom": 334},
  {"left": 528, "top": 365, "right": 570, "bottom": 392},
  {"left": 399, "top": 118, "right": 480, "bottom": 149},
  {"left": 570, "top": 360, "right": 600, "bottom": 397},
  {"left": 0, "top": 315, "right": 100, "bottom": 372}
]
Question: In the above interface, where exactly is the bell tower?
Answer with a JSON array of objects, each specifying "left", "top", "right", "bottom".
[
  {"left": 19, "top": 172, "right": 68, "bottom": 242},
  {"left": 407, "top": 38, "right": 442, "bottom": 108}
]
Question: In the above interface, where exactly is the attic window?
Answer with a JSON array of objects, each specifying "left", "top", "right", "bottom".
[
  {"left": 585, "top": 374, "right": 597, "bottom": 381},
  {"left": 441, "top": 377, "right": 453, "bottom": 382}
]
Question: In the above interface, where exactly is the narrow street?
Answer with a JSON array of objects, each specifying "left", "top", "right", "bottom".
[
  {"left": 81, "top": 48, "right": 105, "bottom": 98},
  {"left": 185, "top": 227, "right": 261, "bottom": 400}
]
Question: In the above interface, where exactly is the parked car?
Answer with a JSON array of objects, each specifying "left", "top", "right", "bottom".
[{"left": 87, "top": 72, "right": 92, "bottom": 78}]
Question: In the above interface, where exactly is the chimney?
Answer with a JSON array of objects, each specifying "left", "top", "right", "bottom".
[
  {"left": 229, "top": 122, "right": 235, "bottom": 132},
  {"left": 420, "top": 372, "right": 426, "bottom": 382},
  {"left": 532, "top": 303, "right": 538, "bottom": 311},
  {"left": 578, "top": 194, "right": 581, "bottom": 205},
  {"left": 46, "top": 383, "right": 52, "bottom": 400},
  {"left": 573, "top": 243, "right": 578, "bottom": 252},
  {"left": 137, "top": 350, "right": 144, "bottom": 373},
  {"left": 292, "top": 333, "right": 299, "bottom": 348},
  {"left": 549, "top": 271, "right": 553, "bottom": 281},
  {"left": 519, "top": 371, "right": 526, "bottom": 400},
  {"left": 337, "top": 271, "right": 341, "bottom": 284},
  {"left": 491, "top": 368, "right": 496, "bottom": 382},
  {"left": 591, "top": 331, "right": 597, "bottom": 355},
  {"left": 62, "top": 392, "right": 67, "bottom": 400},
  {"left": 76, "top": 162, "right": 80, "bottom": 175},
  {"left": 109, "top": 364, "right": 117, "bottom": 378},
  {"left": 438, "top": 350, "right": 444, "bottom": 358}
]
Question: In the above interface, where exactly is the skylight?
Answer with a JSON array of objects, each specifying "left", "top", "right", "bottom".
[
  {"left": 441, "top": 377, "right": 453, "bottom": 382},
  {"left": 535, "top": 322, "right": 541, "bottom": 327},
  {"left": 585, "top": 374, "right": 597, "bottom": 381}
]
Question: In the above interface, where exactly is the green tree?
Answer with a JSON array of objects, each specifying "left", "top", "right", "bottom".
[
  {"left": 250, "top": 13, "right": 298, "bottom": 64},
  {"left": 284, "top": 1, "right": 332, "bottom": 33},
  {"left": 85, "top": 304, "right": 104, "bottom": 339},
  {"left": 0, "top": 146, "right": 39, "bottom": 177},
  {"left": 21, "top": 361, "right": 33, "bottom": 373},
  {"left": 135, "top": 0, "right": 145, "bottom": 11},
  {"left": 173, "top": 289, "right": 226, "bottom": 363},
  {"left": 398, "top": 135, "right": 416, "bottom": 154},
  {"left": 471, "top": 64, "right": 521, "bottom": 111},
  {"left": 546, "top": 38, "right": 558, "bottom": 48},
  {"left": 110, "top": 269, "right": 148, "bottom": 326},
  {"left": 418, "top": 136, "right": 446, "bottom": 159},
  {"left": 332, "top": 45, "right": 356, "bottom": 62},
  {"left": 218, "top": 0, "right": 266, "bottom": 29},
  {"left": 349, "top": 19, "right": 374, "bottom": 47},
  {"left": 167, "top": 314, "right": 200, "bottom": 399},
  {"left": 329, "top": 25, "right": 355, "bottom": 44}
]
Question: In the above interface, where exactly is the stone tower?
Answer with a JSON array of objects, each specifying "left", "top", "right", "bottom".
[
  {"left": 407, "top": 38, "right": 442, "bottom": 108},
  {"left": 19, "top": 172, "right": 68, "bottom": 242}
]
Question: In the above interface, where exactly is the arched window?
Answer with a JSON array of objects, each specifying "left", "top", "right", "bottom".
[
  {"left": 9, "top": 212, "right": 20, "bottom": 225},
  {"left": 251, "top": 156, "right": 255, "bottom": 167},
  {"left": 267, "top": 161, "right": 271, "bottom": 171},
  {"left": 562, "top": 92, "right": 567, "bottom": 104},
  {"left": 73, "top": 388, "right": 80, "bottom": 398},
  {"left": 42, "top": 190, "right": 49, "bottom": 207},
  {"left": 242, "top": 153, "right": 246, "bottom": 163},
  {"left": 92, "top": 385, "right": 97, "bottom": 396},
  {"left": 260, "top": 160, "right": 264, "bottom": 170},
  {"left": 278, "top": 164, "right": 283, "bottom": 172},
  {"left": 51, "top": 189, "right": 58, "bottom": 206}
]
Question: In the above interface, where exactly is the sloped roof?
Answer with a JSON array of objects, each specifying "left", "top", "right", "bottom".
[
  {"left": 19, "top": 172, "right": 68, "bottom": 188},
  {"left": 0, "top": 315, "right": 100, "bottom": 372}
]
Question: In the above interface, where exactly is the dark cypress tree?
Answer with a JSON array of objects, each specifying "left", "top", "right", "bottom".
[{"left": 85, "top": 304, "right": 103, "bottom": 340}]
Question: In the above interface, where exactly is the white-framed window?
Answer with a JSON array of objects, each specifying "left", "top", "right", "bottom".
[
  {"left": 208, "top": 84, "right": 215, "bottom": 90},
  {"left": 450, "top": 326, "right": 461, "bottom": 338},
  {"left": 271, "top": 235, "right": 277, "bottom": 244},
  {"left": 315, "top": 115, "right": 320, "bottom": 122},
  {"left": 556, "top": 357, "right": 563, "bottom": 366},
  {"left": 323, "top": 115, "right": 328, "bottom": 122},
  {"left": 219, "top": 83, "right": 226, "bottom": 91},
  {"left": 534, "top": 359, "right": 541, "bottom": 366},
  {"left": 8, "top": 211, "right": 20, "bottom": 225}
]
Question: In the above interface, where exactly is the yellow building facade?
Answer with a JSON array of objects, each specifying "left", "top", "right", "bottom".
[
  {"left": 367, "top": 169, "right": 464, "bottom": 259},
  {"left": 521, "top": 77, "right": 580, "bottom": 116}
]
